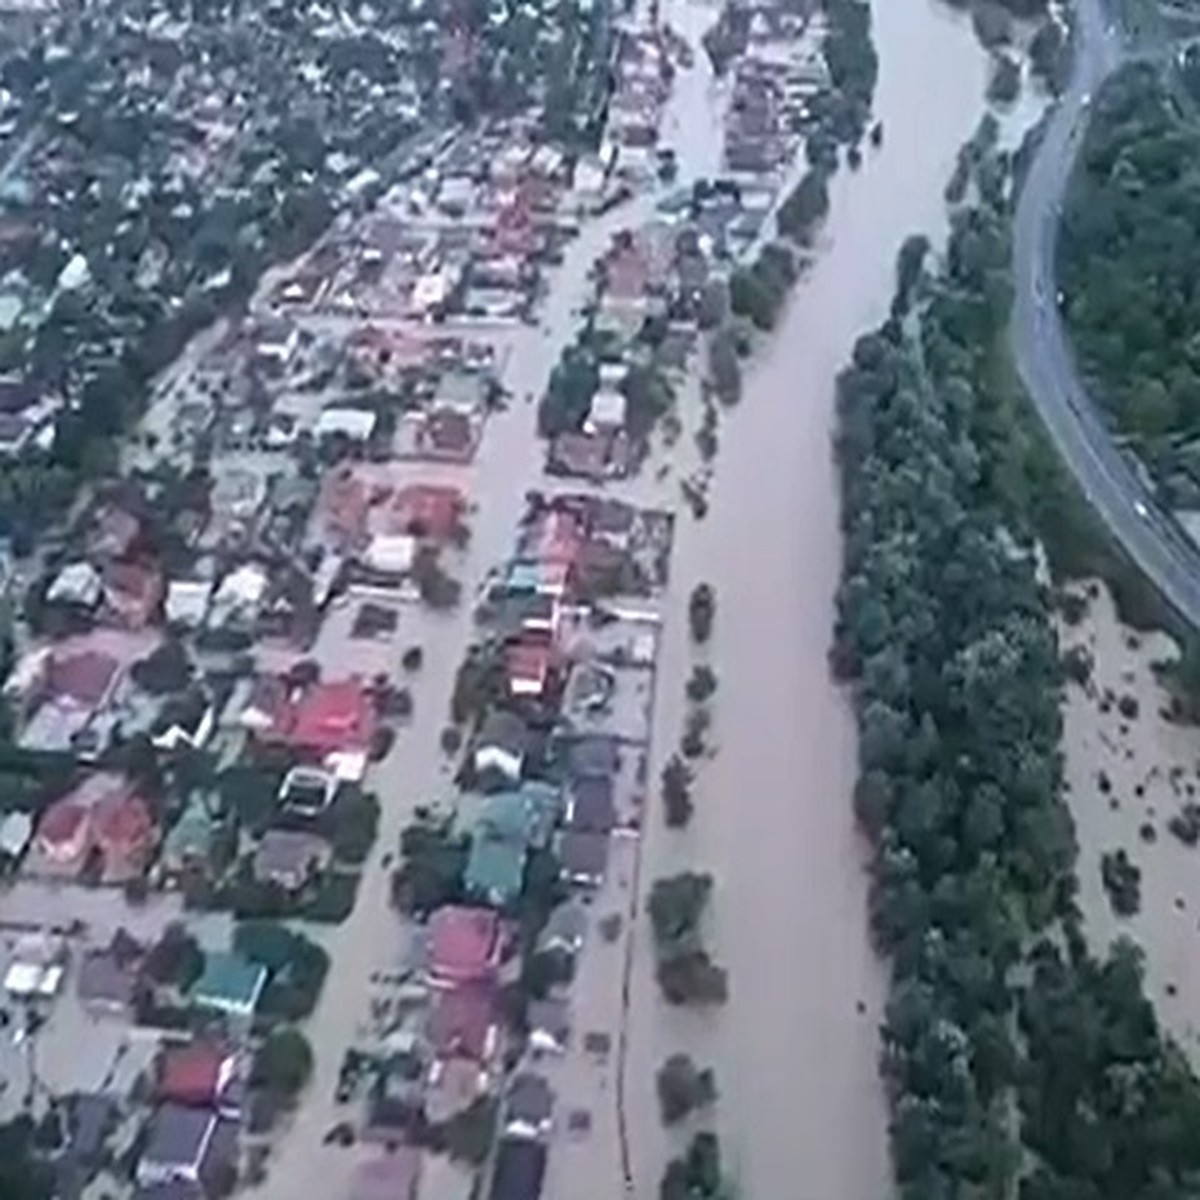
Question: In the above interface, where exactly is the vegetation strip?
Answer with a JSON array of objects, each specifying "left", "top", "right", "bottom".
[{"left": 834, "top": 117, "right": 1200, "bottom": 1194}]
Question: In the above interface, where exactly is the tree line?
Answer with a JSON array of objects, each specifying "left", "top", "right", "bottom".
[{"left": 835, "top": 116, "right": 1200, "bottom": 1195}]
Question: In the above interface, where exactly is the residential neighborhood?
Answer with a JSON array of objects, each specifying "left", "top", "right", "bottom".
[{"left": 0, "top": 0, "right": 855, "bottom": 1198}]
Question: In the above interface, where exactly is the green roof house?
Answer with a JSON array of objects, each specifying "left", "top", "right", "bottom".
[
  {"left": 480, "top": 783, "right": 561, "bottom": 848},
  {"left": 465, "top": 831, "right": 527, "bottom": 908},
  {"left": 189, "top": 951, "right": 267, "bottom": 1021},
  {"left": 161, "top": 795, "right": 220, "bottom": 878},
  {"left": 464, "top": 783, "right": 562, "bottom": 907}
]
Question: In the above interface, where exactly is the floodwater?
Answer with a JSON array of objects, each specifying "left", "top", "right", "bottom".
[
  {"left": 256, "top": 0, "right": 1000, "bottom": 1194},
  {"left": 1060, "top": 584, "right": 1200, "bottom": 1069},
  {"left": 624, "top": 3, "right": 992, "bottom": 1199}
]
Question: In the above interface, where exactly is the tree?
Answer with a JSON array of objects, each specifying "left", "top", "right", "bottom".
[
  {"left": 688, "top": 584, "right": 715, "bottom": 644},
  {"left": 661, "top": 1132, "right": 727, "bottom": 1200},
  {"left": 685, "top": 665, "right": 718, "bottom": 703},
  {"left": 661, "top": 755, "right": 693, "bottom": 828},
  {"left": 707, "top": 328, "right": 741, "bottom": 405},
  {"left": 323, "top": 787, "right": 380, "bottom": 864},
  {"left": 777, "top": 167, "right": 830, "bottom": 243},
  {"left": 656, "top": 1054, "right": 717, "bottom": 1124},
  {"left": 0, "top": 1117, "right": 52, "bottom": 1200},
  {"left": 253, "top": 1027, "right": 314, "bottom": 1097},
  {"left": 647, "top": 872, "right": 713, "bottom": 950},
  {"left": 145, "top": 923, "right": 204, "bottom": 990},
  {"left": 393, "top": 822, "right": 468, "bottom": 916}
]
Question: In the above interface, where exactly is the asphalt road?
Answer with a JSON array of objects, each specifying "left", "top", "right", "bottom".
[{"left": 1009, "top": 0, "right": 1200, "bottom": 627}]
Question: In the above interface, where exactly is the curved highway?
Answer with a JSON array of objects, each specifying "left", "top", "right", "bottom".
[{"left": 1010, "top": 0, "right": 1200, "bottom": 627}]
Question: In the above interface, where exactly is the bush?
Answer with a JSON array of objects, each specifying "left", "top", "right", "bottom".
[
  {"left": 685, "top": 665, "right": 717, "bottom": 703},
  {"left": 1100, "top": 849, "right": 1141, "bottom": 916},
  {"left": 661, "top": 755, "right": 693, "bottom": 828},
  {"left": 253, "top": 1027, "right": 314, "bottom": 1098},
  {"left": 688, "top": 583, "right": 715, "bottom": 644},
  {"left": 401, "top": 646, "right": 424, "bottom": 671},
  {"left": 656, "top": 951, "right": 729, "bottom": 1006},
  {"left": 656, "top": 1054, "right": 717, "bottom": 1124},
  {"left": 233, "top": 921, "right": 329, "bottom": 1021}
]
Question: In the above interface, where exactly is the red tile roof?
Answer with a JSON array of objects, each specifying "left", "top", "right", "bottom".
[
  {"left": 46, "top": 649, "right": 120, "bottom": 706},
  {"left": 36, "top": 798, "right": 88, "bottom": 850},
  {"left": 428, "top": 906, "right": 502, "bottom": 987},
  {"left": 277, "top": 679, "right": 377, "bottom": 757},
  {"left": 386, "top": 484, "right": 464, "bottom": 541},
  {"left": 158, "top": 1043, "right": 233, "bottom": 1108}
]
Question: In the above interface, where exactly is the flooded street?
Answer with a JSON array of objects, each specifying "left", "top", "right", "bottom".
[{"left": 625, "top": 2, "right": 992, "bottom": 1197}]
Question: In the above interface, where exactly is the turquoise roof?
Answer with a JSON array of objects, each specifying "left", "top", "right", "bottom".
[
  {"left": 189, "top": 951, "right": 267, "bottom": 1015},
  {"left": 478, "top": 782, "right": 560, "bottom": 849},
  {"left": 465, "top": 832, "right": 527, "bottom": 906}
]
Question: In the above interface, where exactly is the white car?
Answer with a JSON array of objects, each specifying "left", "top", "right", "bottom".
[{"left": 1134, "top": 501, "right": 1149, "bottom": 519}]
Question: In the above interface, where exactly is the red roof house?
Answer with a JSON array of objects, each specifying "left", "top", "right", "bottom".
[
  {"left": 531, "top": 510, "right": 585, "bottom": 565},
  {"left": 93, "top": 785, "right": 158, "bottom": 882},
  {"left": 427, "top": 984, "right": 499, "bottom": 1061},
  {"left": 275, "top": 679, "right": 378, "bottom": 759},
  {"left": 157, "top": 1042, "right": 242, "bottom": 1114},
  {"left": 33, "top": 774, "right": 157, "bottom": 882},
  {"left": 506, "top": 640, "right": 553, "bottom": 699},
  {"left": 45, "top": 649, "right": 120, "bottom": 707},
  {"left": 316, "top": 468, "right": 369, "bottom": 550},
  {"left": 34, "top": 799, "right": 91, "bottom": 872},
  {"left": 385, "top": 484, "right": 464, "bottom": 541},
  {"left": 427, "top": 906, "right": 503, "bottom": 989},
  {"left": 102, "top": 561, "right": 165, "bottom": 629}
]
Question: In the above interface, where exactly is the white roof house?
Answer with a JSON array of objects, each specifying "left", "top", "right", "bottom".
[
  {"left": 364, "top": 533, "right": 416, "bottom": 575},
  {"left": 165, "top": 579, "right": 214, "bottom": 628},
  {"left": 315, "top": 407, "right": 377, "bottom": 443},
  {"left": 0, "top": 811, "right": 32, "bottom": 858},
  {"left": 584, "top": 389, "right": 627, "bottom": 434},
  {"left": 47, "top": 561, "right": 102, "bottom": 608}
]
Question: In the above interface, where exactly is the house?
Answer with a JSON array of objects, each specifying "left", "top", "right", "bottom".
[
  {"left": 526, "top": 997, "right": 570, "bottom": 1054},
  {"left": 150, "top": 691, "right": 216, "bottom": 752},
  {"left": 565, "top": 777, "right": 616, "bottom": 834},
  {"left": 557, "top": 831, "right": 609, "bottom": 888},
  {"left": 252, "top": 829, "right": 331, "bottom": 891},
  {"left": 32, "top": 774, "right": 158, "bottom": 883},
  {"left": 425, "top": 1056, "right": 488, "bottom": 1124},
  {"left": 136, "top": 1106, "right": 234, "bottom": 1190},
  {"left": 473, "top": 709, "right": 530, "bottom": 783},
  {"left": 64, "top": 1092, "right": 117, "bottom": 1173},
  {"left": 315, "top": 407, "right": 377, "bottom": 443},
  {"left": 102, "top": 561, "right": 165, "bottom": 629},
  {"left": 566, "top": 735, "right": 620, "bottom": 779},
  {"left": 504, "top": 1073, "right": 553, "bottom": 1140},
  {"left": 488, "top": 1139, "right": 547, "bottom": 1200},
  {"left": 348, "top": 1150, "right": 422, "bottom": 1200},
  {"left": 363, "top": 1055, "right": 424, "bottom": 1142},
  {"left": 3, "top": 933, "right": 64, "bottom": 998},
  {"left": 254, "top": 316, "right": 300, "bottom": 369},
  {"left": 363, "top": 532, "right": 416, "bottom": 576},
  {"left": 387, "top": 484, "right": 464, "bottom": 541},
  {"left": 273, "top": 679, "right": 378, "bottom": 772},
  {"left": 427, "top": 984, "right": 500, "bottom": 1061},
  {"left": 161, "top": 796, "right": 221, "bottom": 882},
  {"left": 421, "top": 409, "right": 475, "bottom": 461},
  {"left": 77, "top": 929, "right": 144, "bottom": 1014},
  {"left": 0, "top": 810, "right": 31, "bottom": 860},
  {"left": 188, "top": 952, "right": 267, "bottom": 1022},
  {"left": 505, "top": 640, "right": 553, "bottom": 700},
  {"left": 478, "top": 784, "right": 560, "bottom": 850},
  {"left": 538, "top": 901, "right": 587, "bottom": 956},
  {"left": 427, "top": 906, "right": 503, "bottom": 989},
  {"left": 464, "top": 825, "right": 526, "bottom": 908},
  {"left": 47, "top": 561, "right": 102, "bottom": 609},
  {"left": 164, "top": 580, "right": 214, "bottom": 630},
  {"left": 156, "top": 1042, "right": 244, "bottom": 1116},
  {"left": 584, "top": 389, "right": 627, "bottom": 435},
  {"left": 25, "top": 646, "right": 120, "bottom": 714}
]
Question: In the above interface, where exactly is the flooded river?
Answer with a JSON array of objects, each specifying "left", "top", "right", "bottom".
[{"left": 624, "top": 2, "right": 992, "bottom": 1198}]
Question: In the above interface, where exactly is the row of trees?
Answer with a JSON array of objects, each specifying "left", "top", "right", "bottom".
[{"left": 835, "top": 116, "right": 1200, "bottom": 1194}]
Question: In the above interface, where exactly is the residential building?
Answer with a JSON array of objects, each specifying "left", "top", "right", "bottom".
[
  {"left": 188, "top": 952, "right": 267, "bottom": 1022},
  {"left": 427, "top": 906, "right": 503, "bottom": 989},
  {"left": 252, "top": 829, "right": 331, "bottom": 891},
  {"left": 503, "top": 1073, "right": 553, "bottom": 1140},
  {"left": 472, "top": 709, "right": 530, "bottom": 783}
]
